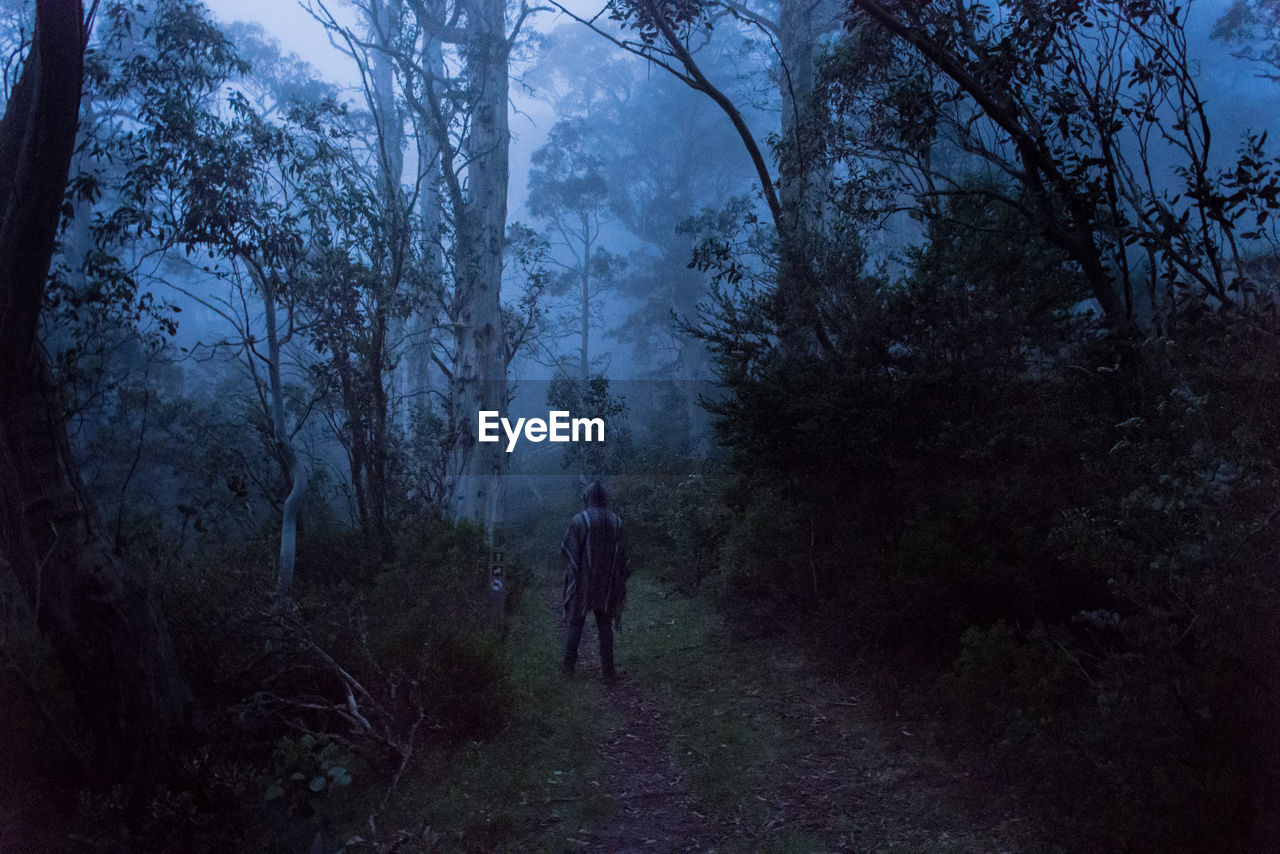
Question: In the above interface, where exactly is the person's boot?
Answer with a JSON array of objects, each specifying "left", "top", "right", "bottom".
[{"left": 562, "top": 615, "right": 585, "bottom": 678}]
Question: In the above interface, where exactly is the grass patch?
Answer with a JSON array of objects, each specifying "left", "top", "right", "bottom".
[
  {"left": 378, "top": 574, "right": 610, "bottom": 851},
  {"left": 352, "top": 492, "right": 1019, "bottom": 851},
  {"left": 618, "top": 572, "right": 1016, "bottom": 851},
  {"left": 620, "top": 574, "right": 804, "bottom": 829}
]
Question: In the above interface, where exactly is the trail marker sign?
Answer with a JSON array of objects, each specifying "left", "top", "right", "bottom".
[{"left": 489, "top": 548, "right": 505, "bottom": 592}]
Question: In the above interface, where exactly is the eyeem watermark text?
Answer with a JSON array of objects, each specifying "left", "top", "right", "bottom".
[{"left": 478, "top": 410, "right": 605, "bottom": 452}]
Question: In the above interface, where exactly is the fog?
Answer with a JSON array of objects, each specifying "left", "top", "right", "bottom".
[{"left": 5, "top": 0, "right": 1280, "bottom": 848}]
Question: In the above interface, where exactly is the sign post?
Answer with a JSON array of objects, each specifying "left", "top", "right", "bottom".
[{"left": 484, "top": 546, "right": 507, "bottom": 617}]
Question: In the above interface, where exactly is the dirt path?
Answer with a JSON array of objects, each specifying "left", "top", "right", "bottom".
[
  {"left": 553, "top": 595, "right": 736, "bottom": 852},
  {"left": 582, "top": 675, "right": 728, "bottom": 852},
  {"left": 546, "top": 574, "right": 1035, "bottom": 853}
]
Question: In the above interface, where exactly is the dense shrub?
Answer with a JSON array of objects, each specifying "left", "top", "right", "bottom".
[
  {"left": 57, "top": 514, "right": 517, "bottom": 851},
  {"left": 618, "top": 453, "right": 732, "bottom": 592},
  {"left": 695, "top": 191, "right": 1280, "bottom": 848}
]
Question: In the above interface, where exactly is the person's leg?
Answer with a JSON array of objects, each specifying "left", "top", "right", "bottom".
[
  {"left": 594, "top": 610, "right": 615, "bottom": 681},
  {"left": 562, "top": 614, "right": 586, "bottom": 674}
]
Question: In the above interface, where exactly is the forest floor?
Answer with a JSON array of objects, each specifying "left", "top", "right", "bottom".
[
  {"left": 0, "top": 526, "right": 1047, "bottom": 853},
  {"left": 525, "top": 571, "right": 1039, "bottom": 853}
]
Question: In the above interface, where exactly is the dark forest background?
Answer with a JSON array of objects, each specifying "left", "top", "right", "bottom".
[{"left": 2, "top": 0, "right": 1280, "bottom": 850}]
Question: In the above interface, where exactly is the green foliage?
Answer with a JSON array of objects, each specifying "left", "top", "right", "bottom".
[
  {"left": 1213, "top": 0, "right": 1280, "bottom": 79},
  {"left": 529, "top": 25, "right": 754, "bottom": 377},
  {"left": 696, "top": 180, "right": 1280, "bottom": 847},
  {"left": 402, "top": 576, "right": 610, "bottom": 850},
  {"left": 45, "top": 0, "right": 250, "bottom": 427},
  {"left": 938, "top": 621, "right": 1075, "bottom": 743},
  {"left": 621, "top": 468, "right": 731, "bottom": 592},
  {"left": 829, "top": 0, "right": 1273, "bottom": 326},
  {"left": 714, "top": 487, "right": 805, "bottom": 604},
  {"left": 62, "top": 515, "right": 515, "bottom": 851},
  {"left": 546, "top": 372, "right": 630, "bottom": 475},
  {"left": 296, "top": 517, "right": 513, "bottom": 742},
  {"left": 262, "top": 733, "right": 353, "bottom": 814},
  {"left": 527, "top": 119, "right": 609, "bottom": 221}
]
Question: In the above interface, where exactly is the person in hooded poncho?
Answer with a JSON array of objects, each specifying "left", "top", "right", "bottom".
[{"left": 560, "top": 480, "right": 630, "bottom": 680}]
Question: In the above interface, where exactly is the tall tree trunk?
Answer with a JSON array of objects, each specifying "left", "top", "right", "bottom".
[
  {"left": 369, "top": 0, "right": 409, "bottom": 531},
  {"left": 774, "top": 0, "right": 834, "bottom": 353},
  {"left": 777, "top": 0, "right": 822, "bottom": 228},
  {"left": 404, "top": 6, "right": 446, "bottom": 449},
  {"left": 254, "top": 267, "right": 308, "bottom": 602},
  {"left": 334, "top": 347, "right": 372, "bottom": 530},
  {"left": 449, "top": 0, "right": 510, "bottom": 540},
  {"left": 580, "top": 219, "right": 591, "bottom": 383},
  {"left": 0, "top": 0, "right": 190, "bottom": 773}
]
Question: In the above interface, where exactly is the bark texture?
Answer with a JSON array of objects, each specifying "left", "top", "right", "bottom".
[
  {"left": 448, "top": 0, "right": 510, "bottom": 537},
  {"left": 0, "top": 0, "right": 191, "bottom": 772}
]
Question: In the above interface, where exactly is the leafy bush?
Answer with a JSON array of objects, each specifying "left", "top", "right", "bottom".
[
  {"left": 693, "top": 188, "right": 1280, "bottom": 847},
  {"left": 716, "top": 487, "right": 808, "bottom": 606},
  {"left": 69, "top": 514, "right": 518, "bottom": 851},
  {"left": 295, "top": 517, "right": 514, "bottom": 743},
  {"left": 618, "top": 457, "right": 732, "bottom": 592},
  {"left": 262, "top": 732, "right": 353, "bottom": 816}
]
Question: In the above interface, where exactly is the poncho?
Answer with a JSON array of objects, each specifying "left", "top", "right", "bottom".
[{"left": 561, "top": 483, "right": 629, "bottom": 619}]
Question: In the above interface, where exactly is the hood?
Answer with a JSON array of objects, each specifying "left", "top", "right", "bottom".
[{"left": 583, "top": 479, "right": 609, "bottom": 510}]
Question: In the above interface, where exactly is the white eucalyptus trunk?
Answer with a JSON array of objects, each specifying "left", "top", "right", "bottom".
[
  {"left": 369, "top": 0, "right": 416, "bottom": 434},
  {"left": 449, "top": 0, "right": 510, "bottom": 539},
  {"left": 254, "top": 268, "right": 307, "bottom": 601},
  {"left": 404, "top": 29, "right": 445, "bottom": 434}
]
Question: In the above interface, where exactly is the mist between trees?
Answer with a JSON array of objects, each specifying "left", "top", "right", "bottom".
[{"left": 2, "top": 0, "right": 1280, "bottom": 850}]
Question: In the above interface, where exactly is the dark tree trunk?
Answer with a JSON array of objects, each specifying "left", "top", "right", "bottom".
[
  {"left": 0, "top": 0, "right": 191, "bottom": 774},
  {"left": 773, "top": 0, "right": 834, "bottom": 355},
  {"left": 334, "top": 347, "right": 372, "bottom": 531}
]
